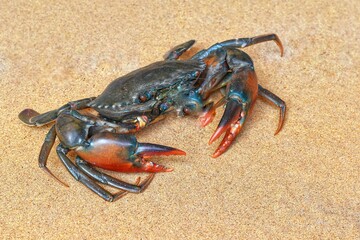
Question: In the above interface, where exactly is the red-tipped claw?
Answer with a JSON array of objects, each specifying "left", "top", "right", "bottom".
[
  {"left": 136, "top": 142, "right": 186, "bottom": 172},
  {"left": 76, "top": 133, "right": 185, "bottom": 173},
  {"left": 212, "top": 119, "right": 245, "bottom": 158},
  {"left": 199, "top": 104, "right": 216, "bottom": 127},
  {"left": 208, "top": 98, "right": 249, "bottom": 158},
  {"left": 209, "top": 99, "right": 242, "bottom": 144}
]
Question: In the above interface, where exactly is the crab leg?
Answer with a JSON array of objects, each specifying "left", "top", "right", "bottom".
[
  {"left": 75, "top": 157, "right": 155, "bottom": 193},
  {"left": 18, "top": 97, "right": 95, "bottom": 126},
  {"left": 258, "top": 84, "right": 286, "bottom": 135},
  {"left": 218, "top": 34, "right": 284, "bottom": 57},
  {"left": 57, "top": 144, "right": 138, "bottom": 202},
  {"left": 164, "top": 39, "right": 196, "bottom": 60},
  {"left": 193, "top": 34, "right": 283, "bottom": 60},
  {"left": 38, "top": 125, "right": 69, "bottom": 187}
]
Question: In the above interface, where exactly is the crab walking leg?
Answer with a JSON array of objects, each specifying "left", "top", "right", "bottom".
[
  {"left": 56, "top": 145, "right": 131, "bottom": 202},
  {"left": 193, "top": 34, "right": 283, "bottom": 60},
  {"left": 164, "top": 39, "right": 196, "bottom": 60},
  {"left": 75, "top": 157, "right": 155, "bottom": 193},
  {"left": 218, "top": 34, "right": 284, "bottom": 57},
  {"left": 18, "top": 97, "right": 95, "bottom": 126},
  {"left": 38, "top": 125, "right": 69, "bottom": 187},
  {"left": 258, "top": 84, "right": 286, "bottom": 135}
]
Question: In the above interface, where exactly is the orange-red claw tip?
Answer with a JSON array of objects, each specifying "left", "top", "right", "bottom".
[
  {"left": 199, "top": 118, "right": 207, "bottom": 128},
  {"left": 208, "top": 126, "right": 225, "bottom": 145},
  {"left": 173, "top": 149, "right": 186, "bottom": 156},
  {"left": 165, "top": 168, "right": 174, "bottom": 172},
  {"left": 199, "top": 112, "right": 215, "bottom": 128}
]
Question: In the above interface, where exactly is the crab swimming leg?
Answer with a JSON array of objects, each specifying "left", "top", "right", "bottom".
[
  {"left": 18, "top": 97, "right": 95, "bottom": 126},
  {"left": 164, "top": 39, "right": 196, "bottom": 60}
]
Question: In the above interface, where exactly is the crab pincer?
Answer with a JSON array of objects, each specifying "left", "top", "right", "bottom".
[
  {"left": 76, "top": 132, "right": 185, "bottom": 173},
  {"left": 209, "top": 69, "right": 258, "bottom": 158},
  {"left": 33, "top": 110, "right": 186, "bottom": 201}
]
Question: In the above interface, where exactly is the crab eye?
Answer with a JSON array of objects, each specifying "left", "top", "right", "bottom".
[
  {"left": 139, "top": 94, "right": 148, "bottom": 102},
  {"left": 183, "top": 107, "right": 191, "bottom": 115},
  {"left": 159, "top": 103, "right": 169, "bottom": 112}
]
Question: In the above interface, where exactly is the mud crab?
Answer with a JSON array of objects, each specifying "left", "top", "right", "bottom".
[{"left": 19, "top": 34, "right": 286, "bottom": 201}]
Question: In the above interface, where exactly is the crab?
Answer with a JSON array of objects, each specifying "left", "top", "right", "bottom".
[{"left": 19, "top": 34, "right": 286, "bottom": 201}]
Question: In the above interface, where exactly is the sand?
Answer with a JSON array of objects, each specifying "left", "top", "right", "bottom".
[{"left": 1, "top": 1, "right": 359, "bottom": 239}]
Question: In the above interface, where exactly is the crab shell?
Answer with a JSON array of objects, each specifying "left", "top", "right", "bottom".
[{"left": 88, "top": 60, "right": 207, "bottom": 122}]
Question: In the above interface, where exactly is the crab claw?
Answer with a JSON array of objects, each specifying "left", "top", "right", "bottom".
[
  {"left": 210, "top": 100, "right": 251, "bottom": 158},
  {"left": 137, "top": 143, "right": 186, "bottom": 157},
  {"left": 210, "top": 98, "right": 250, "bottom": 158},
  {"left": 211, "top": 116, "right": 246, "bottom": 158},
  {"left": 208, "top": 99, "right": 242, "bottom": 144},
  {"left": 132, "top": 141, "right": 186, "bottom": 172},
  {"left": 199, "top": 102, "right": 216, "bottom": 127},
  {"left": 135, "top": 143, "right": 186, "bottom": 172},
  {"left": 208, "top": 69, "right": 257, "bottom": 158},
  {"left": 76, "top": 132, "right": 185, "bottom": 173}
]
